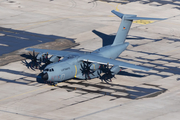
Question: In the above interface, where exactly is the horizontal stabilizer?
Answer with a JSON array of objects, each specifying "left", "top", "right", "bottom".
[
  {"left": 111, "top": 10, "right": 166, "bottom": 21},
  {"left": 125, "top": 17, "right": 166, "bottom": 20},
  {"left": 111, "top": 10, "right": 124, "bottom": 19}
]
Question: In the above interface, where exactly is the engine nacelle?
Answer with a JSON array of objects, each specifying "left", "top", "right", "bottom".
[
  {"left": 110, "top": 65, "right": 121, "bottom": 74},
  {"left": 49, "top": 56, "right": 60, "bottom": 63},
  {"left": 90, "top": 63, "right": 100, "bottom": 71},
  {"left": 36, "top": 53, "right": 48, "bottom": 62}
]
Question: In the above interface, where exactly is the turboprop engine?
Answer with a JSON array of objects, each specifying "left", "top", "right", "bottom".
[
  {"left": 102, "top": 65, "right": 121, "bottom": 78},
  {"left": 49, "top": 56, "right": 61, "bottom": 63},
  {"left": 36, "top": 53, "right": 47, "bottom": 62},
  {"left": 110, "top": 65, "right": 121, "bottom": 75}
]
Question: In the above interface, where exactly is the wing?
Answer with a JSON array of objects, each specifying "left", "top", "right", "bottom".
[
  {"left": 26, "top": 48, "right": 82, "bottom": 57},
  {"left": 78, "top": 54, "right": 151, "bottom": 71}
]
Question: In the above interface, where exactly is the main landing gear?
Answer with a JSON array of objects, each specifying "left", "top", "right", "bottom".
[
  {"left": 49, "top": 81, "right": 58, "bottom": 86},
  {"left": 52, "top": 82, "right": 58, "bottom": 86}
]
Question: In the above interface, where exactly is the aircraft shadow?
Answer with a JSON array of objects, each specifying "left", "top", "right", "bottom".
[
  {"left": 0, "top": 27, "right": 75, "bottom": 56},
  {"left": 92, "top": 30, "right": 157, "bottom": 47},
  {"left": 117, "top": 71, "right": 145, "bottom": 77},
  {"left": 0, "top": 68, "right": 38, "bottom": 85},
  {"left": 0, "top": 69, "right": 36, "bottom": 78},
  {"left": 92, "top": 30, "right": 115, "bottom": 46},
  {"left": 97, "top": 72, "right": 144, "bottom": 84},
  {"left": 0, "top": 68, "right": 166, "bottom": 100},
  {"left": 118, "top": 50, "right": 180, "bottom": 79},
  {"left": 61, "top": 80, "right": 166, "bottom": 100}
]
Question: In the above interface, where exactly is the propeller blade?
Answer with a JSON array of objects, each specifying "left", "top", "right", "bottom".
[
  {"left": 107, "top": 62, "right": 109, "bottom": 68},
  {"left": 35, "top": 53, "right": 39, "bottom": 58},
  {"left": 29, "top": 52, "right": 32, "bottom": 57},
  {"left": 80, "top": 63, "right": 84, "bottom": 69},
  {"left": 88, "top": 62, "right": 92, "bottom": 68},
  {"left": 85, "top": 73, "right": 87, "bottom": 80},
  {"left": 33, "top": 50, "right": 35, "bottom": 57},
  {"left": 91, "top": 72, "right": 95, "bottom": 76},
  {"left": 87, "top": 74, "right": 90, "bottom": 79},
  {"left": 97, "top": 71, "right": 101, "bottom": 77}
]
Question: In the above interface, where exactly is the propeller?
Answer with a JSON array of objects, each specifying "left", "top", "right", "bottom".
[
  {"left": 101, "top": 63, "right": 115, "bottom": 82},
  {"left": 28, "top": 50, "right": 40, "bottom": 69},
  {"left": 39, "top": 55, "right": 54, "bottom": 71},
  {"left": 21, "top": 59, "right": 35, "bottom": 71},
  {"left": 80, "top": 60, "right": 95, "bottom": 80},
  {"left": 42, "top": 52, "right": 51, "bottom": 65},
  {"left": 23, "top": 51, "right": 51, "bottom": 70}
]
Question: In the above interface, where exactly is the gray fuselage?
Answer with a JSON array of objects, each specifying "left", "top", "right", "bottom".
[{"left": 43, "top": 42, "right": 129, "bottom": 82}]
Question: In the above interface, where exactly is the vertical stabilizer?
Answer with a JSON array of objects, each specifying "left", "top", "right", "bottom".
[
  {"left": 112, "top": 11, "right": 136, "bottom": 46},
  {"left": 111, "top": 10, "right": 165, "bottom": 46}
]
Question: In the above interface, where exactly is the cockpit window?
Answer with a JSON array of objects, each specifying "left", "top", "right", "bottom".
[
  {"left": 44, "top": 68, "right": 54, "bottom": 72},
  {"left": 68, "top": 55, "right": 75, "bottom": 59}
]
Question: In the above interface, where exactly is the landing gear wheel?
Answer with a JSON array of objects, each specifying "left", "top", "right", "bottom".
[{"left": 53, "top": 82, "right": 58, "bottom": 86}]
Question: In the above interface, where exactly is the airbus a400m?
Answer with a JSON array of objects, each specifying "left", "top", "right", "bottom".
[{"left": 26, "top": 10, "right": 164, "bottom": 85}]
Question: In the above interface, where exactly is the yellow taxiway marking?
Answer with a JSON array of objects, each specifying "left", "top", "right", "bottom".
[
  {"left": 106, "top": 2, "right": 120, "bottom": 11},
  {"left": 133, "top": 20, "right": 154, "bottom": 25},
  {"left": 74, "top": 65, "right": 77, "bottom": 78},
  {"left": 93, "top": 64, "right": 95, "bottom": 70},
  {"left": 115, "top": 3, "right": 121, "bottom": 11},
  {"left": 0, "top": 86, "right": 49, "bottom": 102}
]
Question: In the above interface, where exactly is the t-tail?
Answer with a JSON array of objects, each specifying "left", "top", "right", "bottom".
[{"left": 111, "top": 10, "right": 166, "bottom": 46}]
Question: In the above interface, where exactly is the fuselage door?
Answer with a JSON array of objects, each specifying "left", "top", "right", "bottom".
[{"left": 61, "top": 74, "right": 65, "bottom": 80}]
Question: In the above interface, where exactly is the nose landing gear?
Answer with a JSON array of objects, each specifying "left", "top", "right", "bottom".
[{"left": 52, "top": 82, "right": 58, "bottom": 86}]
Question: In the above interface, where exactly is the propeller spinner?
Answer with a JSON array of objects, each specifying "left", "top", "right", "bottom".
[{"left": 80, "top": 61, "right": 95, "bottom": 80}]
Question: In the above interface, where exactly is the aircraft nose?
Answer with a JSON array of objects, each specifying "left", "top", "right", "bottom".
[{"left": 42, "top": 73, "right": 48, "bottom": 81}]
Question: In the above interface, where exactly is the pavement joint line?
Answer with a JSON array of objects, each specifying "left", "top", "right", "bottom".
[
  {"left": 16, "top": 17, "right": 67, "bottom": 30},
  {"left": 16, "top": 14, "right": 110, "bottom": 30},
  {"left": 0, "top": 0, "right": 120, "bottom": 17},
  {"left": 0, "top": 85, "right": 50, "bottom": 102},
  {"left": 0, "top": 109, "right": 51, "bottom": 120},
  {"left": 161, "top": 47, "right": 180, "bottom": 55},
  {"left": 72, "top": 104, "right": 122, "bottom": 120}
]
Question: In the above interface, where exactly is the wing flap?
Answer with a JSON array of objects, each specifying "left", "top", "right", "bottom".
[{"left": 78, "top": 55, "right": 151, "bottom": 71}]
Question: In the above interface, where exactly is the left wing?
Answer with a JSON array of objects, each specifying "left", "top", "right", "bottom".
[
  {"left": 78, "top": 54, "right": 151, "bottom": 71},
  {"left": 26, "top": 48, "right": 82, "bottom": 57}
]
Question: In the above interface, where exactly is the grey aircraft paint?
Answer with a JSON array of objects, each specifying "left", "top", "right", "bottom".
[{"left": 26, "top": 10, "right": 165, "bottom": 85}]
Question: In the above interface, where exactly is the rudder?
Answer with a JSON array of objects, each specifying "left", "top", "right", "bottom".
[{"left": 111, "top": 10, "right": 165, "bottom": 46}]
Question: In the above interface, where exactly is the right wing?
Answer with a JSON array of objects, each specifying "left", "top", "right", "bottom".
[{"left": 78, "top": 54, "right": 151, "bottom": 71}]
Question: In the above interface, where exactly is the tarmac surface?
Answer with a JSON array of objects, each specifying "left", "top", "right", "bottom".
[{"left": 0, "top": 0, "right": 180, "bottom": 120}]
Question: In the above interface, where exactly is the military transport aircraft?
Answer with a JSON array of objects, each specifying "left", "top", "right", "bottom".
[{"left": 26, "top": 10, "right": 164, "bottom": 85}]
